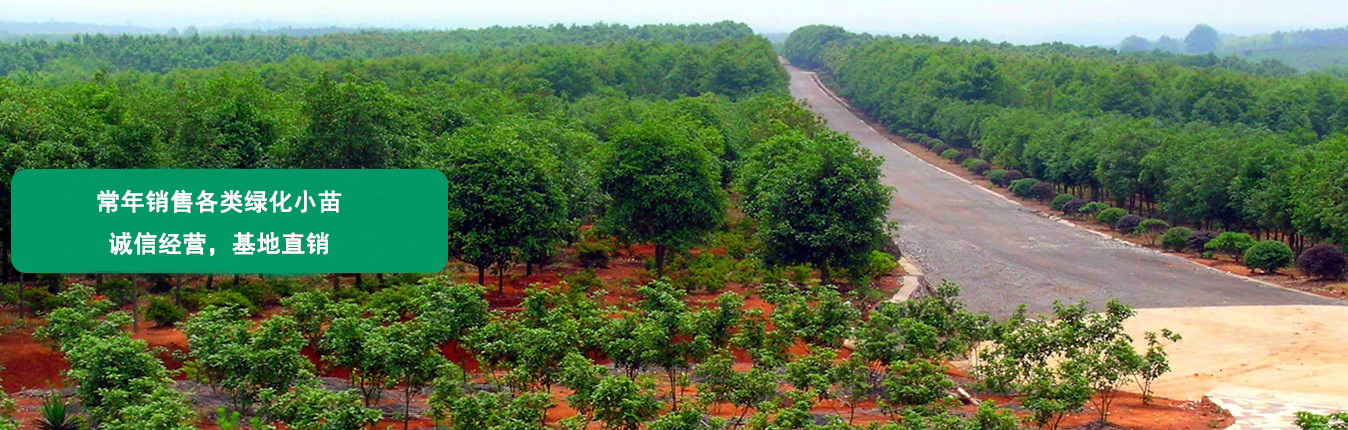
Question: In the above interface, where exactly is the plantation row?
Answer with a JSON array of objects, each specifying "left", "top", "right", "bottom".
[
  {"left": 1, "top": 274, "right": 1182, "bottom": 430},
  {"left": 782, "top": 25, "right": 1348, "bottom": 253}
]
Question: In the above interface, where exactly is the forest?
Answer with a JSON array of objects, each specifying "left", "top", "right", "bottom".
[
  {"left": 783, "top": 24, "right": 1348, "bottom": 253},
  {"left": 0, "top": 20, "right": 1206, "bottom": 430}
]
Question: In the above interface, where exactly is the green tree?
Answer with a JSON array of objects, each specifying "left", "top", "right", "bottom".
[
  {"left": 745, "top": 131, "right": 890, "bottom": 283},
  {"left": 284, "top": 76, "right": 418, "bottom": 169},
  {"left": 435, "top": 131, "right": 569, "bottom": 290},
  {"left": 598, "top": 120, "right": 726, "bottom": 277},
  {"left": 1185, "top": 24, "right": 1221, "bottom": 54}
]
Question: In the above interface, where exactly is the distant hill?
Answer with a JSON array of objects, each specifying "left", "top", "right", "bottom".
[
  {"left": 0, "top": 20, "right": 161, "bottom": 35},
  {"left": 1118, "top": 25, "right": 1348, "bottom": 74}
]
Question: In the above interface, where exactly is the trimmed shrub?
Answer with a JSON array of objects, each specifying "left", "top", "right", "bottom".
[
  {"left": 1115, "top": 214, "right": 1143, "bottom": 234},
  {"left": 145, "top": 297, "right": 185, "bottom": 328},
  {"left": 1205, "top": 232, "right": 1256, "bottom": 259},
  {"left": 1137, "top": 219, "right": 1170, "bottom": 245},
  {"left": 932, "top": 142, "right": 952, "bottom": 155},
  {"left": 962, "top": 158, "right": 991, "bottom": 175},
  {"left": 1050, "top": 194, "right": 1077, "bottom": 211},
  {"left": 905, "top": 132, "right": 924, "bottom": 142},
  {"left": 1243, "top": 240, "right": 1294, "bottom": 274},
  {"left": 1160, "top": 227, "right": 1192, "bottom": 251},
  {"left": 1079, "top": 202, "right": 1109, "bottom": 216},
  {"left": 1095, "top": 207, "right": 1126, "bottom": 226},
  {"left": 941, "top": 149, "right": 967, "bottom": 163},
  {"left": 999, "top": 170, "right": 1025, "bottom": 187},
  {"left": 1028, "top": 182, "right": 1055, "bottom": 202},
  {"left": 1061, "top": 199, "right": 1088, "bottom": 216},
  {"left": 987, "top": 170, "right": 1007, "bottom": 186},
  {"left": 562, "top": 270, "right": 605, "bottom": 293},
  {"left": 1297, "top": 244, "right": 1348, "bottom": 280},
  {"left": 1008, "top": 178, "right": 1038, "bottom": 197},
  {"left": 1187, "top": 230, "right": 1219, "bottom": 252}
]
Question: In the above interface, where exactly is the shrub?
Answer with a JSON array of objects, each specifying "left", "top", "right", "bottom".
[
  {"left": 1050, "top": 194, "right": 1076, "bottom": 211},
  {"left": 145, "top": 297, "right": 185, "bottom": 328},
  {"left": 1205, "top": 232, "right": 1256, "bottom": 258},
  {"left": 999, "top": 170, "right": 1025, "bottom": 187},
  {"left": 986, "top": 170, "right": 1007, "bottom": 186},
  {"left": 203, "top": 290, "right": 259, "bottom": 316},
  {"left": 963, "top": 159, "right": 992, "bottom": 175},
  {"left": 265, "top": 276, "right": 312, "bottom": 298},
  {"left": 862, "top": 250, "right": 898, "bottom": 278},
  {"left": 1160, "top": 227, "right": 1192, "bottom": 251},
  {"left": 1095, "top": 207, "right": 1126, "bottom": 226},
  {"left": 1136, "top": 219, "right": 1170, "bottom": 245},
  {"left": 22, "top": 288, "right": 60, "bottom": 314},
  {"left": 1243, "top": 240, "right": 1294, "bottom": 274},
  {"left": 36, "top": 395, "right": 82, "bottom": 430},
  {"left": 574, "top": 240, "right": 612, "bottom": 269},
  {"left": 1297, "top": 244, "right": 1348, "bottom": 280},
  {"left": 1079, "top": 202, "right": 1109, "bottom": 216},
  {"left": 97, "top": 278, "right": 137, "bottom": 306},
  {"left": 229, "top": 280, "right": 276, "bottom": 306},
  {"left": 1008, "top": 178, "right": 1038, "bottom": 197},
  {"left": 931, "top": 142, "right": 952, "bottom": 155},
  {"left": 1187, "top": 230, "right": 1219, "bottom": 251},
  {"left": 1115, "top": 214, "right": 1143, "bottom": 234},
  {"left": 1060, "top": 199, "right": 1088, "bottom": 216},
  {"left": 905, "top": 132, "right": 924, "bottom": 142},
  {"left": 1028, "top": 182, "right": 1055, "bottom": 202},
  {"left": 940, "top": 148, "right": 967, "bottom": 163},
  {"left": 562, "top": 270, "right": 605, "bottom": 293}
]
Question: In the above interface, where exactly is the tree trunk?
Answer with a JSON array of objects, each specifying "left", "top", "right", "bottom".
[
  {"left": 478, "top": 266, "right": 486, "bottom": 286},
  {"left": 355, "top": 273, "right": 363, "bottom": 291},
  {"left": 233, "top": 273, "right": 240, "bottom": 286},
  {"left": 819, "top": 261, "right": 831, "bottom": 286},
  {"left": 131, "top": 278, "right": 141, "bottom": 333},
  {"left": 654, "top": 244, "right": 667, "bottom": 278},
  {"left": 206, "top": 274, "right": 214, "bottom": 290},
  {"left": 16, "top": 275, "right": 23, "bottom": 319},
  {"left": 497, "top": 266, "right": 505, "bottom": 295},
  {"left": 526, "top": 262, "right": 533, "bottom": 277},
  {"left": 331, "top": 273, "right": 339, "bottom": 290},
  {"left": 376, "top": 273, "right": 384, "bottom": 287}
]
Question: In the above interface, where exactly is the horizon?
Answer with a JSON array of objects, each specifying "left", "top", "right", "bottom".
[{"left": 0, "top": 0, "right": 1344, "bottom": 46}]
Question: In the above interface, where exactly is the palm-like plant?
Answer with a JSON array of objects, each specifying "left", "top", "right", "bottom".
[{"left": 33, "top": 395, "right": 82, "bottom": 430}]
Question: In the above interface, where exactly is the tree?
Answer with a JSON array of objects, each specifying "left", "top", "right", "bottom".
[
  {"left": 1119, "top": 35, "right": 1152, "bottom": 53},
  {"left": 598, "top": 120, "right": 726, "bottom": 277},
  {"left": 745, "top": 131, "right": 890, "bottom": 283},
  {"left": 435, "top": 131, "right": 569, "bottom": 290},
  {"left": 181, "top": 306, "right": 312, "bottom": 413},
  {"left": 1185, "top": 24, "right": 1221, "bottom": 54},
  {"left": 285, "top": 77, "right": 418, "bottom": 169}
]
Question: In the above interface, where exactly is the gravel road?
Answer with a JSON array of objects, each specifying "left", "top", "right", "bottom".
[{"left": 786, "top": 64, "right": 1335, "bottom": 316}]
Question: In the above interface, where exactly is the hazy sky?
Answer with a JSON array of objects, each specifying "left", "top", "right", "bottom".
[{"left": 2, "top": 0, "right": 1345, "bottom": 45}]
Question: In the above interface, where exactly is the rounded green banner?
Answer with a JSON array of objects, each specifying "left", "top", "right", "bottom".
[{"left": 12, "top": 169, "right": 448, "bottom": 274}]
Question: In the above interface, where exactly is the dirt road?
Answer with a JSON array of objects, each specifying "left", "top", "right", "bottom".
[{"left": 785, "top": 64, "right": 1335, "bottom": 316}]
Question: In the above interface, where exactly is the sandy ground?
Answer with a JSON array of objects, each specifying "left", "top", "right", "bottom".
[{"left": 1127, "top": 305, "right": 1348, "bottom": 404}]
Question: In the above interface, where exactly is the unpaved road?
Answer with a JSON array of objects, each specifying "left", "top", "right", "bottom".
[
  {"left": 1127, "top": 306, "right": 1348, "bottom": 402},
  {"left": 785, "top": 64, "right": 1335, "bottom": 316}
]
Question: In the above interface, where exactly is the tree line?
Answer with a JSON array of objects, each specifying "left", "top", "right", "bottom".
[
  {"left": 783, "top": 24, "right": 1348, "bottom": 251},
  {"left": 0, "top": 21, "right": 755, "bottom": 76}
]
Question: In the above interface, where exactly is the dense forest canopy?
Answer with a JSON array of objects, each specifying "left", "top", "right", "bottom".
[
  {"left": 784, "top": 24, "right": 1348, "bottom": 248},
  {"left": 0, "top": 21, "right": 754, "bottom": 76}
]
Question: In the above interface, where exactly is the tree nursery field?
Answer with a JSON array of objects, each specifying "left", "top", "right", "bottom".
[{"left": 0, "top": 18, "right": 1343, "bottom": 430}]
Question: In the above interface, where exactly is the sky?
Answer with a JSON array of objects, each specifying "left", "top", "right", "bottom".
[{"left": 1, "top": 0, "right": 1344, "bottom": 45}]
